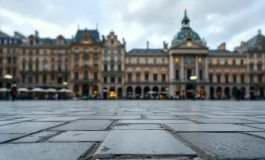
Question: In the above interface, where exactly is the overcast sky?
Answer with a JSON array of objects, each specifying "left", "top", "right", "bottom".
[{"left": 0, "top": 0, "right": 265, "bottom": 51}]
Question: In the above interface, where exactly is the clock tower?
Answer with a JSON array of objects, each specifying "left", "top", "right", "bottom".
[{"left": 169, "top": 10, "right": 210, "bottom": 99}]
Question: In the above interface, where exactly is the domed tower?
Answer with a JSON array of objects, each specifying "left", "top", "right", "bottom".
[
  {"left": 169, "top": 10, "right": 209, "bottom": 99},
  {"left": 172, "top": 10, "right": 203, "bottom": 44}
]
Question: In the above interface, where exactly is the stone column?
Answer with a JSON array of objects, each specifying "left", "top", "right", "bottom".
[
  {"left": 195, "top": 56, "right": 199, "bottom": 82},
  {"left": 204, "top": 85, "right": 210, "bottom": 99},
  {"left": 169, "top": 55, "right": 175, "bottom": 81},
  {"left": 122, "top": 86, "right": 126, "bottom": 97},
  {"left": 181, "top": 85, "right": 186, "bottom": 98},
  {"left": 141, "top": 86, "right": 144, "bottom": 97},
  {"left": 89, "top": 86, "right": 93, "bottom": 96},
  {"left": 181, "top": 56, "right": 184, "bottom": 81},
  {"left": 205, "top": 56, "right": 209, "bottom": 82},
  {"left": 169, "top": 84, "right": 175, "bottom": 97},
  {"left": 132, "top": 86, "right": 136, "bottom": 98}
]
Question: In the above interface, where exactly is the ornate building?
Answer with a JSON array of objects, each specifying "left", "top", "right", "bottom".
[
  {"left": 125, "top": 43, "right": 169, "bottom": 98},
  {"left": 18, "top": 31, "right": 71, "bottom": 89},
  {"left": 0, "top": 10, "right": 265, "bottom": 99},
  {"left": 208, "top": 44, "right": 247, "bottom": 99},
  {"left": 0, "top": 31, "right": 24, "bottom": 89},
  {"left": 169, "top": 10, "right": 209, "bottom": 98},
  {"left": 70, "top": 29, "right": 101, "bottom": 97},
  {"left": 235, "top": 30, "right": 265, "bottom": 97},
  {"left": 101, "top": 31, "right": 126, "bottom": 99}
]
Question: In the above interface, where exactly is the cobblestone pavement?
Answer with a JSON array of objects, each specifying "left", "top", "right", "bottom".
[{"left": 0, "top": 100, "right": 265, "bottom": 160}]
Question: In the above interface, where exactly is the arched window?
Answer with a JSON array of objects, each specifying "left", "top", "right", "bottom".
[
  {"left": 35, "top": 58, "right": 39, "bottom": 71},
  {"left": 29, "top": 58, "right": 33, "bottom": 71},
  {"left": 249, "top": 63, "right": 254, "bottom": 71},
  {"left": 43, "top": 59, "right": 48, "bottom": 71},
  {"left": 75, "top": 48, "right": 79, "bottom": 54}
]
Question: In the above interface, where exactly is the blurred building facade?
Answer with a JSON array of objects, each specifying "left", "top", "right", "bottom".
[{"left": 0, "top": 10, "right": 264, "bottom": 99}]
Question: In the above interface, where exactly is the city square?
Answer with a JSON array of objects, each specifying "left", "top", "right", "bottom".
[{"left": 0, "top": 100, "right": 264, "bottom": 159}]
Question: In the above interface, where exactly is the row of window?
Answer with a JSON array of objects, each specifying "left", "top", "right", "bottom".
[
  {"left": 209, "top": 75, "right": 263, "bottom": 83},
  {"left": 74, "top": 59, "right": 98, "bottom": 66},
  {"left": 103, "top": 77, "right": 122, "bottom": 83},
  {"left": 22, "top": 63, "right": 68, "bottom": 71},
  {"left": 127, "top": 73, "right": 166, "bottom": 82},
  {"left": 23, "top": 49, "right": 69, "bottom": 55},
  {"left": 209, "top": 74, "right": 244, "bottom": 84},
  {"left": 103, "top": 64, "right": 122, "bottom": 71},
  {"left": 212, "top": 68, "right": 244, "bottom": 72},
  {"left": 21, "top": 58, "right": 68, "bottom": 62},
  {"left": 103, "top": 56, "right": 122, "bottom": 61},
  {"left": 0, "top": 39, "right": 19, "bottom": 45},
  {"left": 74, "top": 48, "right": 99, "bottom": 54},
  {"left": 127, "top": 58, "right": 166, "bottom": 64},
  {"left": 249, "top": 53, "right": 264, "bottom": 59},
  {"left": 103, "top": 49, "right": 122, "bottom": 54},
  {"left": 74, "top": 72, "right": 98, "bottom": 81},
  {"left": 209, "top": 59, "right": 244, "bottom": 65},
  {"left": 21, "top": 74, "right": 68, "bottom": 84},
  {"left": 0, "top": 58, "right": 16, "bottom": 64},
  {"left": 250, "top": 63, "right": 263, "bottom": 71}
]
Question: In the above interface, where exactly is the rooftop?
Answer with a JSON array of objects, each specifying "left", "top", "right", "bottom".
[{"left": 127, "top": 48, "right": 167, "bottom": 56}]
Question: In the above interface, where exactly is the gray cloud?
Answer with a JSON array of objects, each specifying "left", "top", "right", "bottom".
[{"left": 0, "top": 0, "right": 265, "bottom": 50}]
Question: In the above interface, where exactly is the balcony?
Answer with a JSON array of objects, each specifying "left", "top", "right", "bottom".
[
  {"left": 101, "top": 71, "right": 124, "bottom": 76},
  {"left": 71, "top": 79, "right": 96, "bottom": 83},
  {"left": 170, "top": 79, "right": 209, "bottom": 84},
  {"left": 19, "top": 82, "right": 65, "bottom": 88},
  {"left": 125, "top": 81, "right": 168, "bottom": 85}
]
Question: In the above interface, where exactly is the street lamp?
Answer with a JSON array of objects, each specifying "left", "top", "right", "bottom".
[
  {"left": 190, "top": 76, "right": 197, "bottom": 81},
  {"left": 4, "top": 74, "right": 13, "bottom": 80},
  {"left": 63, "top": 82, "right": 68, "bottom": 89},
  {"left": 190, "top": 76, "right": 197, "bottom": 100}
]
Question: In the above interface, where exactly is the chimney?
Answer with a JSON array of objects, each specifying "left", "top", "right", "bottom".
[
  {"left": 122, "top": 38, "right": 126, "bottom": 46},
  {"left": 147, "top": 41, "right": 149, "bottom": 49},
  {"left": 163, "top": 41, "right": 168, "bottom": 50},
  {"left": 241, "top": 41, "right": 245, "bottom": 47},
  {"left": 218, "top": 43, "right": 226, "bottom": 50},
  {"left": 35, "top": 30, "right": 39, "bottom": 37},
  {"left": 258, "top": 29, "right": 261, "bottom": 35}
]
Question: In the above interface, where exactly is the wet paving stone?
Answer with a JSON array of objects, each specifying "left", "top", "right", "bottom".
[
  {"left": 188, "top": 118, "right": 258, "bottom": 124},
  {"left": 33, "top": 116, "right": 82, "bottom": 122},
  {"left": 0, "top": 101, "right": 265, "bottom": 159},
  {"left": 245, "top": 132, "right": 265, "bottom": 139},
  {"left": 0, "top": 134, "right": 25, "bottom": 143},
  {"left": 0, "top": 143, "right": 94, "bottom": 160},
  {"left": 166, "top": 124, "right": 264, "bottom": 132},
  {"left": 146, "top": 116, "right": 181, "bottom": 120},
  {"left": 113, "top": 124, "right": 164, "bottom": 130},
  {"left": 179, "top": 133, "right": 265, "bottom": 159},
  {"left": 118, "top": 120, "right": 194, "bottom": 124},
  {"left": 13, "top": 131, "right": 58, "bottom": 142},
  {"left": 0, "top": 121, "right": 22, "bottom": 126},
  {"left": 81, "top": 115, "right": 142, "bottom": 120},
  {"left": 50, "top": 120, "right": 113, "bottom": 131},
  {"left": 0, "top": 122, "right": 64, "bottom": 134},
  {"left": 94, "top": 130, "right": 196, "bottom": 158},
  {"left": 243, "top": 124, "right": 265, "bottom": 129},
  {"left": 49, "top": 131, "right": 109, "bottom": 142}
]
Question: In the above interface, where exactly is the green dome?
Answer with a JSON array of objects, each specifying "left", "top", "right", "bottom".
[
  {"left": 172, "top": 10, "right": 202, "bottom": 43},
  {"left": 173, "top": 29, "right": 202, "bottom": 43}
]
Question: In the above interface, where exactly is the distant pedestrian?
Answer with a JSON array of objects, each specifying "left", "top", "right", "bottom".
[
  {"left": 10, "top": 87, "right": 17, "bottom": 101},
  {"left": 55, "top": 93, "right": 59, "bottom": 100}
]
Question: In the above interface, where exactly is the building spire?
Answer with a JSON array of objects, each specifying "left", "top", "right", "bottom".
[{"left": 182, "top": 9, "right": 190, "bottom": 29}]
